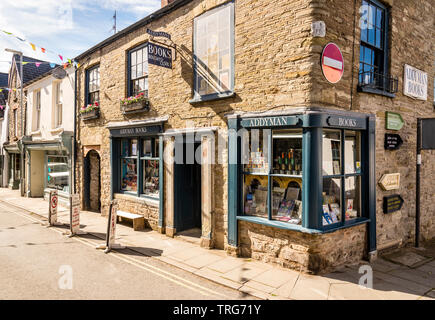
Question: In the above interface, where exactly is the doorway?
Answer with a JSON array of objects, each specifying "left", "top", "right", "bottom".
[
  {"left": 174, "top": 141, "right": 202, "bottom": 234},
  {"left": 84, "top": 150, "right": 101, "bottom": 212}
]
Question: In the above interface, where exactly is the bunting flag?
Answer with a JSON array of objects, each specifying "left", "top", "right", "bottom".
[
  {"left": 35, "top": 62, "right": 41, "bottom": 67},
  {"left": 0, "top": 29, "right": 77, "bottom": 66}
]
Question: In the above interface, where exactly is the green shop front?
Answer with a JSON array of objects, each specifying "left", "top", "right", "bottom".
[{"left": 227, "top": 108, "right": 376, "bottom": 273}]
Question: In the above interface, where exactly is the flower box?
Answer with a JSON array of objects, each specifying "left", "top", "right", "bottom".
[
  {"left": 81, "top": 108, "right": 100, "bottom": 120},
  {"left": 80, "top": 102, "right": 100, "bottom": 120},
  {"left": 120, "top": 92, "right": 150, "bottom": 114}
]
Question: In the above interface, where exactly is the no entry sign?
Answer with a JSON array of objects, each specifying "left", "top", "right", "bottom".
[{"left": 321, "top": 43, "right": 344, "bottom": 83}]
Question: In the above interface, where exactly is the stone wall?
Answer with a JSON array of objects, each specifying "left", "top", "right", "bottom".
[
  {"left": 88, "top": 151, "right": 100, "bottom": 212},
  {"left": 309, "top": 0, "right": 435, "bottom": 249},
  {"left": 239, "top": 220, "right": 367, "bottom": 274}
]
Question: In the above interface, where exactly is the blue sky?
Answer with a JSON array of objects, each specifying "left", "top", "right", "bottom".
[{"left": 0, "top": 0, "right": 161, "bottom": 73}]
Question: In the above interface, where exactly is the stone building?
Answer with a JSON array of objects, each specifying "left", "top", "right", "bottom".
[
  {"left": 0, "top": 72, "right": 9, "bottom": 187},
  {"left": 74, "top": 0, "right": 434, "bottom": 273}
]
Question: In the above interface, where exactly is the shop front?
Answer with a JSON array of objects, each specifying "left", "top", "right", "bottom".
[
  {"left": 227, "top": 107, "right": 376, "bottom": 273},
  {"left": 23, "top": 132, "right": 73, "bottom": 207}
]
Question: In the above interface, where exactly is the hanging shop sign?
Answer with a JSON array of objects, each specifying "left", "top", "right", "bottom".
[
  {"left": 327, "top": 116, "right": 366, "bottom": 129},
  {"left": 110, "top": 125, "right": 162, "bottom": 138},
  {"left": 421, "top": 118, "right": 435, "bottom": 150},
  {"left": 321, "top": 43, "right": 344, "bottom": 84},
  {"left": 146, "top": 28, "right": 171, "bottom": 40},
  {"left": 386, "top": 112, "right": 404, "bottom": 131},
  {"left": 148, "top": 42, "right": 172, "bottom": 69},
  {"left": 384, "top": 134, "right": 403, "bottom": 150},
  {"left": 70, "top": 194, "right": 80, "bottom": 235},
  {"left": 240, "top": 116, "right": 300, "bottom": 128},
  {"left": 383, "top": 194, "right": 404, "bottom": 214},
  {"left": 403, "top": 64, "right": 427, "bottom": 101},
  {"left": 49, "top": 190, "right": 58, "bottom": 225},
  {"left": 379, "top": 173, "right": 401, "bottom": 191}
]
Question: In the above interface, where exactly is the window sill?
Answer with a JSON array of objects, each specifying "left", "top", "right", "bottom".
[
  {"left": 50, "top": 127, "right": 64, "bottom": 134},
  {"left": 189, "top": 91, "right": 235, "bottom": 104},
  {"left": 237, "top": 215, "right": 370, "bottom": 234},
  {"left": 30, "top": 130, "right": 41, "bottom": 136},
  {"left": 357, "top": 86, "right": 396, "bottom": 98},
  {"left": 114, "top": 192, "right": 159, "bottom": 208}
]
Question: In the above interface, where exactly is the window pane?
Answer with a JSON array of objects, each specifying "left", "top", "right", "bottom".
[
  {"left": 243, "top": 175, "right": 268, "bottom": 218},
  {"left": 143, "top": 160, "right": 159, "bottom": 197},
  {"left": 345, "top": 176, "right": 361, "bottom": 221},
  {"left": 323, "top": 129, "right": 341, "bottom": 176},
  {"left": 131, "top": 50, "right": 136, "bottom": 66},
  {"left": 121, "top": 139, "right": 129, "bottom": 157},
  {"left": 154, "top": 138, "right": 159, "bottom": 157},
  {"left": 322, "top": 177, "right": 342, "bottom": 225},
  {"left": 121, "top": 158, "right": 137, "bottom": 192},
  {"left": 130, "top": 139, "right": 137, "bottom": 156},
  {"left": 131, "top": 66, "right": 137, "bottom": 80},
  {"left": 376, "top": 8, "right": 383, "bottom": 29},
  {"left": 143, "top": 139, "right": 152, "bottom": 157},
  {"left": 345, "top": 131, "right": 361, "bottom": 174},
  {"left": 272, "top": 129, "right": 303, "bottom": 176},
  {"left": 368, "top": 25, "right": 375, "bottom": 45},
  {"left": 375, "top": 28, "right": 381, "bottom": 48},
  {"left": 137, "top": 64, "right": 143, "bottom": 78},
  {"left": 47, "top": 156, "right": 69, "bottom": 193},
  {"left": 243, "top": 129, "right": 269, "bottom": 174},
  {"left": 272, "top": 177, "right": 302, "bottom": 224},
  {"left": 364, "top": 46, "right": 372, "bottom": 65}
]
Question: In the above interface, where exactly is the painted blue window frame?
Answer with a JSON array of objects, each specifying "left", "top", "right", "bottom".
[
  {"left": 228, "top": 113, "right": 376, "bottom": 250},
  {"left": 115, "top": 135, "right": 161, "bottom": 201},
  {"left": 191, "top": 1, "right": 235, "bottom": 103}
]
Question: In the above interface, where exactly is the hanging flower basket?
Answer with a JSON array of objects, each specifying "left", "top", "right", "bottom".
[
  {"left": 80, "top": 102, "right": 100, "bottom": 120},
  {"left": 120, "top": 93, "right": 150, "bottom": 114}
]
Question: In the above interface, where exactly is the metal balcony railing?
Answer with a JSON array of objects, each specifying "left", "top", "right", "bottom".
[{"left": 358, "top": 71, "right": 398, "bottom": 94}]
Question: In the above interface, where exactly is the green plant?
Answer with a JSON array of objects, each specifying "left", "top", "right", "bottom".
[
  {"left": 80, "top": 101, "right": 99, "bottom": 114},
  {"left": 120, "top": 92, "right": 148, "bottom": 106}
]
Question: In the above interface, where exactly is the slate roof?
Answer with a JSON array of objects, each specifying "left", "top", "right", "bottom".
[{"left": 13, "top": 54, "right": 56, "bottom": 86}]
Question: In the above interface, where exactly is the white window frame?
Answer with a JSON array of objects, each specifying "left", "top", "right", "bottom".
[
  {"left": 34, "top": 90, "right": 41, "bottom": 131},
  {"left": 53, "top": 82, "right": 62, "bottom": 128},
  {"left": 193, "top": 1, "right": 235, "bottom": 99}
]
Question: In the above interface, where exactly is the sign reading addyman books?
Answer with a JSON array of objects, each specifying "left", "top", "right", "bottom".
[
  {"left": 404, "top": 64, "right": 427, "bottom": 101},
  {"left": 148, "top": 42, "right": 172, "bottom": 69}
]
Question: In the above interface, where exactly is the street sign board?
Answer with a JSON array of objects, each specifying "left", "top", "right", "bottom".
[
  {"left": 384, "top": 134, "right": 403, "bottom": 150},
  {"left": 106, "top": 203, "right": 118, "bottom": 248},
  {"left": 386, "top": 112, "right": 404, "bottom": 131},
  {"left": 70, "top": 194, "right": 80, "bottom": 234},
  {"left": 421, "top": 118, "right": 435, "bottom": 150},
  {"left": 146, "top": 28, "right": 171, "bottom": 40},
  {"left": 379, "top": 173, "right": 401, "bottom": 191},
  {"left": 383, "top": 194, "right": 404, "bottom": 214},
  {"left": 148, "top": 42, "right": 172, "bottom": 69},
  {"left": 321, "top": 43, "right": 344, "bottom": 83},
  {"left": 49, "top": 190, "right": 58, "bottom": 225}
]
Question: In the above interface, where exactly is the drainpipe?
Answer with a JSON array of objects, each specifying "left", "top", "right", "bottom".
[
  {"left": 19, "top": 53, "right": 24, "bottom": 197},
  {"left": 73, "top": 66, "right": 77, "bottom": 194}
]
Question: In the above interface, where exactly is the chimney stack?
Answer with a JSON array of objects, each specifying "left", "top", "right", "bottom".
[{"left": 161, "top": 0, "right": 175, "bottom": 7}]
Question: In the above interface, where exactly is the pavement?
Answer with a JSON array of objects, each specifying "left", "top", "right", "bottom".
[{"left": 1, "top": 187, "right": 434, "bottom": 300}]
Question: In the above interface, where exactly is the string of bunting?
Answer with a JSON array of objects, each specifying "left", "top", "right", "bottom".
[{"left": 0, "top": 29, "right": 80, "bottom": 69}]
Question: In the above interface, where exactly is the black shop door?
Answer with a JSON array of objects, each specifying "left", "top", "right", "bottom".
[{"left": 174, "top": 141, "right": 202, "bottom": 233}]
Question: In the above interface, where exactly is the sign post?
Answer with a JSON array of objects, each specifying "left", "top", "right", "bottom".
[
  {"left": 386, "top": 112, "right": 404, "bottom": 131},
  {"left": 321, "top": 43, "right": 344, "bottom": 84},
  {"left": 68, "top": 194, "right": 85, "bottom": 237},
  {"left": 96, "top": 201, "right": 125, "bottom": 253},
  {"left": 384, "top": 134, "right": 403, "bottom": 150},
  {"left": 48, "top": 190, "right": 62, "bottom": 226},
  {"left": 378, "top": 173, "right": 401, "bottom": 191},
  {"left": 383, "top": 195, "right": 404, "bottom": 214}
]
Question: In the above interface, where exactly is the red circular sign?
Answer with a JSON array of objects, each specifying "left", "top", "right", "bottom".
[
  {"left": 321, "top": 43, "right": 344, "bottom": 83},
  {"left": 51, "top": 195, "right": 58, "bottom": 208}
]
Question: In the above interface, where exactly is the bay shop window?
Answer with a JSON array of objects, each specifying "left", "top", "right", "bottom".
[{"left": 228, "top": 110, "right": 376, "bottom": 248}]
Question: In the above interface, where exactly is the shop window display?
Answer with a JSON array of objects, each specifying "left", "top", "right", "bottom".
[
  {"left": 141, "top": 138, "right": 159, "bottom": 198},
  {"left": 121, "top": 139, "right": 138, "bottom": 192},
  {"left": 322, "top": 129, "right": 362, "bottom": 226},
  {"left": 47, "top": 155, "right": 69, "bottom": 193},
  {"left": 243, "top": 129, "right": 303, "bottom": 224}
]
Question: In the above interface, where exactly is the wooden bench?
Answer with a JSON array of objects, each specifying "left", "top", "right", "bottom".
[{"left": 117, "top": 211, "right": 145, "bottom": 231}]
